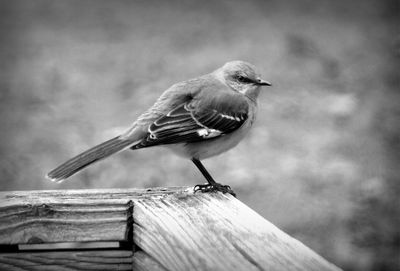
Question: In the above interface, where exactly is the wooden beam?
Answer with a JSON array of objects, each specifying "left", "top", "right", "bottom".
[
  {"left": 133, "top": 192, "right": 342, "bottom": 271},
  {"left": 0, "top": 188, "right": 342, "bottom": 270},
  {"left": 0, "top": 188, "right": 181, "bottom": 244},
  {"left": 0, "top": 250, "right": 132, "bottom": 271}
]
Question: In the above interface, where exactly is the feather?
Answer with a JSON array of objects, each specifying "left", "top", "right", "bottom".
[
  {"left": 136, "top": 98, "right": 249, "bottom": 147},
  {"left": 46, "top": 137, "right": 138, "bottom": 182}
]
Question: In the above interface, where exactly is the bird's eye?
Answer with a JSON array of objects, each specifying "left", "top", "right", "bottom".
[{"left": 236, "top": 75, "right": 251, "bottom": 83}]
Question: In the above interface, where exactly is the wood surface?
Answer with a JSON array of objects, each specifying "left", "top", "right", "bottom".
[
  {"left": 0, "top": 188, "right": 181, "bottom": 244},
  {"left": 0, "top": 250, "right": 132, "bottom": 271},
  {"left": 133, "top": 251, "right": 168, "bottom": 271},
  {"left": 0, "top": 187, "right": 342, "bottom": 271},
  {"left": 133, "top": 191, "right": 342, "bottom": 271}
]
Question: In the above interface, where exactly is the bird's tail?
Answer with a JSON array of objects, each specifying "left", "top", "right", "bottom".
[{"left": 46, "top": 136, "right": 138, "bottom": 183}]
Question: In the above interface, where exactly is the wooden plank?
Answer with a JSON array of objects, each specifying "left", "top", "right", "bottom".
[
  {"left": 0, "top": 188, "right": 184, "bottom": 206},
  {"left": 0, "top": 187, "right": 341, "bottom": 270},
  {"left": 133, "top": 192, "right": 342, "bottom": 271},
  {"left": 0, "top": 250, "right": 132, "bottom": 271},
  {"left": 0, "top": 188, "right": 183, "bottom": 245}
]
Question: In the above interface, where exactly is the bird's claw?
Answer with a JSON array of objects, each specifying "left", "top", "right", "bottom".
[{"left": 194, "top": 183, "right": 236, "bottom": 197}]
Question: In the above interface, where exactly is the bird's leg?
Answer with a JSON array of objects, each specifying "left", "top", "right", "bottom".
[{"left": 191, "top": 158, "right": 236, "bottom": 197}]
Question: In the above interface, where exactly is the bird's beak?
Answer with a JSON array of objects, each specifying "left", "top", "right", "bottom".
[{"left": 256, "top": 78, "right": 272, "bottom": 86}]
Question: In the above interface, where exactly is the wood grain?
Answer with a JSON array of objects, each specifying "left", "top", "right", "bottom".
[
  {"left": 0, "top": 250, "right": 132, "bottom": 271},
  {"left": 0, "top": 188, "right": 183, "bottom": 245},
  {"left": 133, "top": 251, "right": 168, "bottom": 271},
  {"left": 133, "top": 191, "right": 342, "bottom": 271},
  {"left": 0, "top": 187, "right": 342, "bottom": 271}
]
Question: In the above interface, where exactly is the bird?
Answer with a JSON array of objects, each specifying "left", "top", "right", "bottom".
[{"left": 46, "top": 60, "right": 271, "bottom": 196}]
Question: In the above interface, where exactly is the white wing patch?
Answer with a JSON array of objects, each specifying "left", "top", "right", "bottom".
[
  {"left": 197, "top": 128, "right": 222, "bottom": 139},
  {"left": 195, "top": 112, "right": 243, "bottom": 139},
  {"left": 219, "top": 113, "right": 242, "bottom": 122}
]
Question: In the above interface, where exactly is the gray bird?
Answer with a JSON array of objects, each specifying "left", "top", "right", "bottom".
[{"left": 46, "top": 60, "right": 271, "bottom": 196}]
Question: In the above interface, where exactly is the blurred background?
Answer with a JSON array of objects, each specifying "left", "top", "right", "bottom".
[{"left": 0, "top": 0, "right": 399, "bottom": 270}]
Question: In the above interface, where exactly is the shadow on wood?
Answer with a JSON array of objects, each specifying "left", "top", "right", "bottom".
[{"left": 0, "top": 188, "right": 342, "bottom": 271}]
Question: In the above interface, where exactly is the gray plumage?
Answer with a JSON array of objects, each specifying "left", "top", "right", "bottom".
[{"left": 46, "top": 60, "right": 271, "bottom": 187}]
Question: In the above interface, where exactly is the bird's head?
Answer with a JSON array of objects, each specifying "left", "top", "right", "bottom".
[{"left": 218, "top": 60, "right": 271, "bottom": 100}]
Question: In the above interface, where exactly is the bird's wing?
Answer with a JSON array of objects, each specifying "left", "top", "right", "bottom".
[{"left": 132, "top": 96, "right": 249, "bottom": 148}]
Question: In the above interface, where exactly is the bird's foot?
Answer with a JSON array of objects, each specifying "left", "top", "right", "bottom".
[{"left": 194, "top": 183, "right": 236, "bottom": 197}]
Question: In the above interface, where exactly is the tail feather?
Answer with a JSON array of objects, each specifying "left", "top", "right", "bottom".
[{"left": 46, "top": 136, "right": 138, "bottom": 182}]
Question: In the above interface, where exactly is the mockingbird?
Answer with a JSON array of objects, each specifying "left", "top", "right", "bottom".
[{"left": 46, "top": 60, "right": 271, "bottom": 196}]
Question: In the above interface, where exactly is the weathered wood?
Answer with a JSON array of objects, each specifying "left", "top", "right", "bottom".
[
  {"left": 133, "top": 192, "right": 342, "bottom": 271},
  {"left": 0, "top": 188, "right": 342, "bottom": 271},
  {"left": 133, "top": 251, "right": 167, "bottom": 271},
  {"left": 0, "top": 188, "right": 182, "bottom": 244},
  {"left": 0, "top": 250, "right": 132, "bottom": 271}
]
